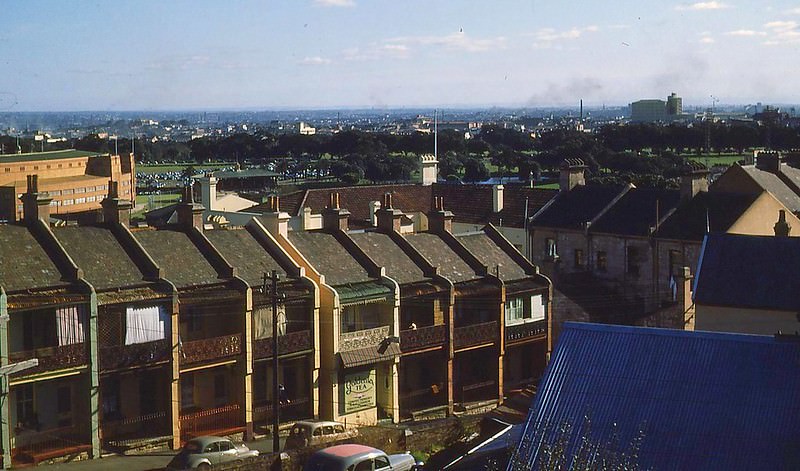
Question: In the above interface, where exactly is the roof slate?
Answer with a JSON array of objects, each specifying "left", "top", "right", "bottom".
[
  {"left": 510, "top": 322, "right": 800, "bottom": 470},
  {"left": 530, "top": 185, "right": 626, "bottom": 230},
  {"left": 204, "top": 228, "right": 287, "bottom": 286},
  {"left": 653, "top": 191, "right": 759, "bottom": 241},
  {"left": 134, "top": 229, "right": 220, "bottom": 289},
  {"left": 741, "top": 164, "right": 800, "bottom": 212},
  {"left": 288, "top": 231, "right": 371, "bottom": 286},
  {"left": 349, "top": 231, "right": 427, "bottom": 285},
  {"left": 405, "top": 233, "right": 477, "bottom": 283},
  {"left": 433, "top": 184, "right": 557, "bottom": 227},
  {"left": 0, "top": 225, "right": 67, "bottom": 292},
  {"left": 694, "top": 232, "right": 800, "bottom": 311},
  {"left": 455, "top": 232, "right": 527, "bottom": 282},
  {"left": 53, "top": 226, "right": 144, "bottom": 291},
  {"left": 589, "top": 187, "right": 681, "bottom": 236}
]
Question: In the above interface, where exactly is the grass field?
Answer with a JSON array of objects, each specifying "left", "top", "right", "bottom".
[
  {"left": 685, "top": 153, "right": 748, "bottom": 167},
  {"left": 136, "top": 163, "right": 231, "bottom": 174}
]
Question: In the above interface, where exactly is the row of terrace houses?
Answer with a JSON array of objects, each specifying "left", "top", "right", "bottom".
[{"left": 0, "top": 177, "right": 550, "bottom": 468}]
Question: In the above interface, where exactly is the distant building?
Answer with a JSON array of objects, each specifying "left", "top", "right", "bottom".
[
  {"left": 666, "top": 92, "right": 682, "bottom": 116},
  {"left": 0, "top": 149, "right": 135, "bottom": 222},
  {"left": 630, "top": 99, "right": 667, "bottom": 122},
  {"left": 298, "top": 122, "right": 316, "bottom": 135}
]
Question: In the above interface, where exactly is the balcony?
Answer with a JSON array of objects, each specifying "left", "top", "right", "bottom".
[
  {"left": 339, "top": 325, "right": 390, "bottom": 352},
  {"left": 400, "top": 325, "right": 446, "bottom": 353},
  {"left": 453, "top": 321, "right": 498, "bottom": 350},
  {"left": 253, "top": 330, "right": 313, "bottom": 360},
  {"left": 100, "top": 339, "right": 171, "bottom": 372},
  {"left": 180, "top": 334, "right": 242, "bottom": 366},
  {"left": 179, "top": 404, "right": 245, "bottom": 443},
  {"left": 9, "top": 343, "right": 87, "bottom": 376},
  {"left": 505, "top": 320, "right": 547, "bottom": 345}
]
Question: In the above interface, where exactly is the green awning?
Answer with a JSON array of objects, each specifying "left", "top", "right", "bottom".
[{"left": 336, "top": 281, "right": 392, "bottom": 306}]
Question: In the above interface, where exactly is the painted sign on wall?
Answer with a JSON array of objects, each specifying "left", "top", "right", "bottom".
[{"left": 342, "top": 369, "right": 376, "bottom": 414}]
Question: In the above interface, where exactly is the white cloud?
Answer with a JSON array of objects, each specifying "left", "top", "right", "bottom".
[
  {"left": 386, "top": 32, "right": 506, "bottom": 53},
  {"left": 764, "top": 20, "right": 798, "bottom": 31},
  {"left": 528, "top": 25, "right": 599, "bottom": 48},
  {"left": 724, "top": 29, "right": 766, "bottom": 36},
  {"left": 700, "top": 37, "right": 715, "bottom": 43},
  {"left": 762, "top": 20, "right": 800, "bottom": 44},
  {"left": 786, "top": 8, "right": 800, "bottom": 15},
  {"left": 313, "top": 0, "right": 355, "bottom": 7},
  {"left": 675, "top": 1, "right": 731, "bottom": 11},
  {"left": 298, "top": 56, "right": 332, "bottom": 65}
]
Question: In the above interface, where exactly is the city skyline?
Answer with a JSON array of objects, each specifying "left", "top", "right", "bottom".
[{"left": 1, "top": 0, "right": 799, "bottom": 111}]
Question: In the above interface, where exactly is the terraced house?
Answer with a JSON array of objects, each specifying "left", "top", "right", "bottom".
[{"left": 0, "top": 179, "right": 550, "bottom": 467}]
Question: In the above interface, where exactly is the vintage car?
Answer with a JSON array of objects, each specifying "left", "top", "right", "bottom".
[
  {"left": 303, "top": 444, "right": 421, "bottom": 471},
  {"left": 284, "top": 420, "right": 359, "bottom": 450},
  {"left": 166, "top": 435, "right": 259, "bottom": 470}
]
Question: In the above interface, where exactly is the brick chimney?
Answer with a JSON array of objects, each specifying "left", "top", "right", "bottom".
[
  {"left": 559, "top": 159, "right": 586, "bottom": 192},
  {"left": 322, "top": 192, "right": 350, "bottom": 232},
  {"left": 774, "top": 209, "right": 791, "bottom": 237},
  {"left": 22, "top": 175, "right": 52, "bottom": 225},
  {"left": 261, "top": 195, "right": 290, "bottom": 238},
  {"left": 756, "top": 151, "right": 781, "bottom": 173},
  {"left": 376, "top": 193, "right": 403, "bottom": 233},
  {"left": 428, "top": 196, "right": 453, "bottom": 234},
  {"left": 176, "top": 185, "right": 205, "bottom": 230},
  {"left": 680, "top": 161, "right": 709, "bottom": 202},
  {"left": 101, "top": 180, "right": 133, "bottom": 227}
]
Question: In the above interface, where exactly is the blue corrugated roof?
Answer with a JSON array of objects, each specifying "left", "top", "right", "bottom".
[
  {"left": 694, "top": 232, "right": 800, "bottom": 311},
  {"left": 509, "top": 322, "right": 800, "bottom": 470}
]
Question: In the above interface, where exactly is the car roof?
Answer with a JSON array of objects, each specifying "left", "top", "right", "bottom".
[
  {"left": 294, "top": 420, "right": 345, "bottom": 428},
  {"left": 187, "top": 436, "right": 228, "bottom": 447},
  {"left": 317, "top": 444, "right": 380, "bottom": 458}
]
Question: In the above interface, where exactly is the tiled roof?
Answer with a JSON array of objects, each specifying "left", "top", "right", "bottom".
[
  {"left": 530, "top": 185, "right": 627, "bottom": 230},
  {"left": 405, "top": 233, "right": 477, "bottom": 283},
  {"left": 741, "top": 164, "right": 800, "bottom": 212},
  {"left": 53, "top": 226, "right": 145, "bottom": 291},
  {"left": 0, "top": 225, "right": 67, "bottom": 292},
  {"left": 349, "top": 231, "right": 427, "bottom": 285},
  {"left": 653, "top": 191, "right": 759, "bottom": 241},
  {"left": 694, "top": 232, "right": 800, "bottom": 311},
  {"left": 455, "top": 232, "right": 527, "bottom": 282},
  {"left": 134, "top": 229, "right": 220, "bottom": 289},
  {"left": 510, "top": 322, "right": 800, "bottom": 470},
  {"left": 204, "top": 228, "right": 287, "bottom": 286},
  {"left": 589, "top": 187, "right": 681, "bottom": 236},
  {"left": 288, "top": 231, "right": 371, "bottom": 286},
  {"left": 433, "top": 184, "right": 557, "bottom": 227}
]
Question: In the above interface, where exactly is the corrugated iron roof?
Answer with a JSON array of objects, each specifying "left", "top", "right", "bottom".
[{"left": 509, "top": 322, "right": 800, "bottom": 470}]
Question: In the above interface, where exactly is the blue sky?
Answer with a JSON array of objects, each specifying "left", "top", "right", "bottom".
[{"left": 1, "top": 0, "right": 798, "bottom": 111}]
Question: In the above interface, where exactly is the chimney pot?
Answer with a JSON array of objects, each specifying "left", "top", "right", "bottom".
[{"left": 774, "top": 209, "right": 792, "bottom": 237}]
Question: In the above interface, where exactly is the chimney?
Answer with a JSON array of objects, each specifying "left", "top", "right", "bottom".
[
  {"left": 22, "top": 175, "right": 52, "bottom": 226},
  {"left": 376, "top": 193, "right": 403, "bottom": 233},
  {"left": 493, "top": 185, "right": 504, "bottom": 213},
  {"left": 261, "top": 195, "right": 290, "bottom": 238},
  {"left": 420, "top": 154, "right": 439, "bottom": 186},
  {"left": 101, "top": 180, "right": 133, "bottom": 227},
  {"left": 559, "top": 159, "right": 586, "bottom": 192},
  {"left": 369, "top": 200, "right": 381, "bottom": 227},
  {"left": 428, "top": 196, "right": 453, "bottom": 234},
  {"left": 199, "top": 174, "right": 218, "bottom": 211},
  {"left": 322, "top": 192, "right": 350, "bottom": 232},
  {"left": 756, "top": 151, "right": 781, "bottom": 173},
  {"left": 680, "top": 161, "right": 709, "bottom": 202},
  {"left": 176, "top": 185, "right": 205, "bottom": 230},
  {"left": 774, "top": 209, "right": 791, "bottom": 237}
]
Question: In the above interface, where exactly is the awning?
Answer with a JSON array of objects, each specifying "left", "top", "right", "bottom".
[
  {"left": 339, "top": 342, "right": 401, "bottom": 368},
  {"left": 337, "top": 281, "right": 393, "bottom": 306}
]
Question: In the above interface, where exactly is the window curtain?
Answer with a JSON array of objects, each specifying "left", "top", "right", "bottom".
[
  {"left": 56, "top": 306, "right": 86, "bottom": 346},
  {"left": 253, "top": 305, "right": 287, "bottom": 339},
  {"left": 125, "top": 305, "right": 169, "bottom": 345}
]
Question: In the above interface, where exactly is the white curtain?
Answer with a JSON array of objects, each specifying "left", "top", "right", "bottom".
[
  {"left": 125, "top": 305, "right": 169, "bottom": 345},
  {"left": 253, "top": 305, "right": 287, "bottom": 339},
  {"left": 56, "top": 306, "right": 86, "bottom": 346}
]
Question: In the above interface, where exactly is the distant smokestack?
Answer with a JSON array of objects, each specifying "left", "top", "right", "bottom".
[{"left": 580, "top": 99, "right": 583, "bottom": 121}]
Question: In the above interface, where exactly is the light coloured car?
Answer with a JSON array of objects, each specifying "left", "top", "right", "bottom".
[
  {"left": 166, "top": 435, "right": 259, "bottom": 470},
  {"left": 285, "top": 420, "right": 359, "bottom": 450},
  {"left": 303, "top": 444, "right": 421, "bottom": 471}
]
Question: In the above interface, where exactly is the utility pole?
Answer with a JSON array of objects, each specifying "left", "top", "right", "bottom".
[{"left": 262, "top": 270, "right": 284, "bottom": 454}]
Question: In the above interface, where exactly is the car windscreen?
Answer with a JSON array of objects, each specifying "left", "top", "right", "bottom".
[{"left": 184, "top": 441, "right": 203, "bottom": 454}]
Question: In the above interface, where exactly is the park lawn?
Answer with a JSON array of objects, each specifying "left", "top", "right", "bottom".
[
  {"left": 537, "top": 182, "right": 560, "bottom": 189},
  {"left": 136, "top": 163, "right": 230, "bottom": 174},
  {"left": 685, "top": 154, "right": 746, "bottom": 166},
  {"left": 135, "top": 193, "right": 182, "bottom": 206}
]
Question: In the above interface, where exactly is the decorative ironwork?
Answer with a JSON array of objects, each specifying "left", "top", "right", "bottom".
[
  {"left": 180, "top": 334, "right": 242, "bottom": 366},
  {"left": 253, "top": 330, "right": 313, "bottom": 360},
  {"left": 179, "top": 404, "right": 244, "bottom": 442},
  {"left": 400, "top": 325, "right": 446, "bottom": 352},
  {"left": 505, "top": 320, "right": 547, "bottom": 344},
  {"left": 454, "top": 321, "right": 498, "bottom": 350},
  {"left": 9, "top": 343, "right": 87, "bottom": 377},
  {"left": 102, "top": 411, "right": 170, "bottom": 447},
  {"left": 339, "top": 325, "right": 390, "bottom": 352},
  {"left": 99, "top": 339, "right": 171, "bottom": 372}
]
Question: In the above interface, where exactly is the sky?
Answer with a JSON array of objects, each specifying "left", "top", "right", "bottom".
[{"left": 1, "top": 0, "right": 798, "bottom": 111}]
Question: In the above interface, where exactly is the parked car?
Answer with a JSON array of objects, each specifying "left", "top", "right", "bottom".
[
  {"left": 166, "top": 436, "right": 259, "bottom": 470},
  {"left": 285, "top": 420, "right": 359, "bottom": 450},
  {"left": 303, "top": 444, "right": 421, "bottom": 471}
]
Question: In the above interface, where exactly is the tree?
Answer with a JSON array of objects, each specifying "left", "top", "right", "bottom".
[
  {"left": 438, "top": 151, "right": 464, "bottom": 180},
  {"left": 463, "top": 157, "right": 489, "bottom": 183}
]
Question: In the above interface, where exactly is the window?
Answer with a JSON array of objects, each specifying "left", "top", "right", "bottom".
[
  {"left": 62, "top": 199, "right": 74, "bottom": 206},
  {"left": 57, "top": 384, "right": 73, "bottom": 426},
  {"left": 545, "top": 238, "right": 557, "bottom": 258},
  {"left": 103, "top": 377, "right": 121, "bottom": 418},
  {"left": 354, "top": 460, "right": 373, "bottom": 471},
  {"left": 218, "top": 440, "right": 233, "bottom": 452},
  {"left": 626, "top": 246, "right": 640, "bottom": 276},
  {"left": 505, "top": 297, "right": 524, "bottom": 323},
  {"left": 181, "top": 375, "right": 195, "bottom": 410},
  {"left": 75, "top": 197, "right": 86, "bottom": 204},
  {"left": 596, "top": 251, "right": 607, "bottom": 272},
  {"left": 669, "top": 249, "right": 682, "bottom": 277},
  {"left": 375, "top": 456, "right": 391, "bottom": 470},
  {"left": 214, "top": 374, "right": 227, "bottom": 405},
  {"left": 531, "top": 294, "right": 546, "bottom": 322},
  {"left": 16, "top": 384, "right": 36, "bottom": 429},
  {"left": 574, "top": 249, "right": 584, "bottom": 268},
  {"left": 322, "top": 425, "right": 334, "bottom": 435}
]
